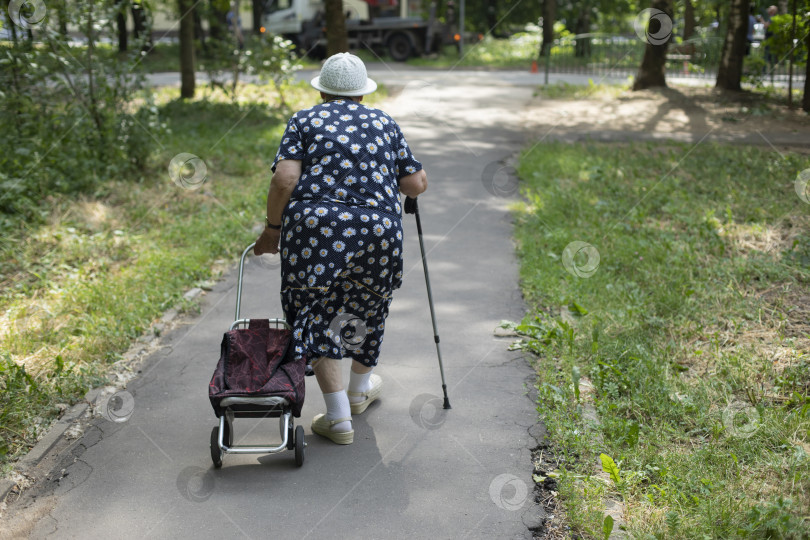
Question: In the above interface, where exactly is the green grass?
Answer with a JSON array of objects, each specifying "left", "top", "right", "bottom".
[
  {"left": 133, "top": 41, "right": 183, "bottom": 73},
  {"left": 513, "top": 141, "right": 810, "bottom": 538},
  {"left": 0, "top": 41, "right": 319, "bottom": 74},
  {"left": 0, "top": 81, "right": 387, "bottom": 467},
  {"left": 534, "top": 79, "right": 632, "bottom": 100}
]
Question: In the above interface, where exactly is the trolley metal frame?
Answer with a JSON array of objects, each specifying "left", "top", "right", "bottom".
[{"left": 210, "top": 243, "right": 306, "bottom": 468}]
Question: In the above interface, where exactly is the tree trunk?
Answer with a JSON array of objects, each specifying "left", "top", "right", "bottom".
[
  {"left": 231, "top": 0, "right": 245, "bottom": 48},
  {"left": 57, "top": 0, "right": 68, "bottom": 36},
  {"left": 486, "top": 0, "right": 497, "bottom": 36},
  {"left": 117, "top": 1, "right": 128, "bottom": 52},
  {"left": 325, "top": 0, "right": 348, "bottom": 56},
  {"left": 179, "top": 0, "right": 196, "bottom": 99},
  {"left": 540, "top": 0, "right": 556, "bottom": 57},
  {"left": 132, "top": 1, "right": 146, "bottom": 40},
  {"left": 683, "top": 0, "right": 695, "bottom": 40},
  {"left": 632, "top": 0, "right": 673, "bottom": 90},
  {"left": 804, "top": 23, "right": 810, "bottom": 112},
  {"left": 193, "top": 4, "right": 206, "bottom": 49},
  {"left": 252, "top": 0, "right": 263, "bottom": 34},
  {"left": 715, "top": 0, "right": 750, "bottom": 91},
  {"left": 7, "top": 5, "right": 19, "bottom": 45},
  {"left": 574, "top": 9, "right": 591, "bottom": 57},
  {"left": 209, "top": 0, "right": 229, "bottom": 41}
]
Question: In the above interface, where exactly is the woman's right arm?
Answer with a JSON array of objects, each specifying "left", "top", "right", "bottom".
[
  {"left": 399, "top": 169, "right": 428, "bottom": 198},
  {"left": 255, "top": 159, "right": 302, "bottom": 255}
]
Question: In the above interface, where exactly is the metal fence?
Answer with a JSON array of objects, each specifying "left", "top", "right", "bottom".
[{"left": 542, "top": 33, "right": 806, "bottom": 85}]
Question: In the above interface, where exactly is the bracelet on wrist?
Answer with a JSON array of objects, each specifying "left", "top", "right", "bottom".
[{"left": 265, "top": 217, "right": 281, "bottom": 230}]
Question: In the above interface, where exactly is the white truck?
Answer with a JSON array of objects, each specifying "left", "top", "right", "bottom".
[{"left": 262, "top": 0, "right": 450, "bottom": 61}]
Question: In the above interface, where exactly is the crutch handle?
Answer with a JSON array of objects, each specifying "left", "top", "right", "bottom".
[{"left": 404, "top": 196, "right": 418, "bottom": 215}]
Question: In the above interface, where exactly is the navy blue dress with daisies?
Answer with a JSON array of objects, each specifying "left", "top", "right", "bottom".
[{"left": 271, "top": 99, "right": 422, "bottom": 367}]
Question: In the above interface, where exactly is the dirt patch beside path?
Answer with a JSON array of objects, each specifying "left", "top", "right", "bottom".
[{"left": 525, "top": 85, "right": 810, "bottom": 151}]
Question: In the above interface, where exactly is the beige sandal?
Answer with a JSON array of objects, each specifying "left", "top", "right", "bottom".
[
  {"left": 348, "top": 374, "right": 383, "bottom": 415},
  {"left": 311, "top": 414, "right": 354, "bottom": 445}
]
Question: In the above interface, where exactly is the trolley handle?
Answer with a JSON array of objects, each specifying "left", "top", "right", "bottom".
[
  {"left": 234, "top": 243, "right": 290, "bottom": 332},
  {"left": 235, "top": 243, "right": 256, "bottom": 321}
]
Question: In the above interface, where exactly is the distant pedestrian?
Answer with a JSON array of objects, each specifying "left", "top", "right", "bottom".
[
  {"left": 746, "top": 6, "right": 757, "bottom": 56},
  {"left": 763, "top": 5, "right": 778, "bottom": 67},
  {"left": 226, "top": 2, "right": 244, "bottom": 49}
]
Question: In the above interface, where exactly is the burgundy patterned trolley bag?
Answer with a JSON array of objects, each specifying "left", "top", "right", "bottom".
[{"left": 208, "top": 319, "right": 305, "bottom": 418}]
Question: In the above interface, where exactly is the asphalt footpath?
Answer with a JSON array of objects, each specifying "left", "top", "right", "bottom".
[{"left": 21, "top": 70, "right": 546, "bottom": 539}]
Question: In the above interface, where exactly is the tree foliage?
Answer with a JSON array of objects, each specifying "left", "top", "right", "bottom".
[
  {"left": 0, "top": 0, "right": 162, "bottom": 228},
  {"left": 325, "top": 0, "right": 349, "bottom": 55}
]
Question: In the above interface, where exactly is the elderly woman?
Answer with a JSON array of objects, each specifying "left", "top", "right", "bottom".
[{"left": 254, "top": 53, "right": 428, "bottom": 444}]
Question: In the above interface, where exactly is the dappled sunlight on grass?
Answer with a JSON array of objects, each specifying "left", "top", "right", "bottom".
[{"left": 514, "top": 141, "right": 810, "bottom": 538}]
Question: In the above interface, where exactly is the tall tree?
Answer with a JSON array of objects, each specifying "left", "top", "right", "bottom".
[
  {"left": 486, "top": 0, "right": 498, "bottom": 35},
  {"left": 251, "top": 0, "right": 263, "bottom": 34},
  {"left": 179, "top": 0, "right": 196, "bottom": 98},
  {"left": 56, "top": 0, "right": 69, "bottom": 35},
  {"left": 632, "top": 0, "right": 673, "bottom": 90},
  {"left": 715, "top": 0, "right": 750, "bottom": 90},
  {"left": 325, "top": 0, "right": 348, "bottom": 56},
  {"left": 802, "top": 2, "right": 810, "bottom": 113},
  {"left": 574, "top": 7, "right": 592, "bottom": 57},
  {"left": 193, "top": 5, "right": 206, "bottom": 50},
  {"left": 117, "top": 1, "right": 128, "bottom": 52},
  {"left": 208, "top": 0, "right": 229, "bottom": 41},
  {"left": 132, "top": 0, "right": 148, "bottom": 43},
  {"left": 540, "top": 0, "right": 556, "bottom": 57},
  {"left": 683, "top": 0, "right": 695, "bottom": 40}
]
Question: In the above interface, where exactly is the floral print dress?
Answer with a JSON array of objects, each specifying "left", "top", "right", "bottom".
[{"left": 271, "top": 99, "right": 422, "bottom": 367}]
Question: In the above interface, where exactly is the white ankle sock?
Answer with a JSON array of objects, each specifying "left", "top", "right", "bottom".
[
  {"left": 348, "top": 370, "right": 373, "bottom": 404},
  {"left": 323, "top": 390, "right": 352, "bottom": 432}
]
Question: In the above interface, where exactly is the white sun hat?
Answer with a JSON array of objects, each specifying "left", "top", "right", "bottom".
[{"left": 310, "top": 53, "right": 377, "bottom": 97}]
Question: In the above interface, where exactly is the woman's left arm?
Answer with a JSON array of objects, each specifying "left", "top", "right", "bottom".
[{"left": 255, "top": 159, "right": 302, "bottom": 255}]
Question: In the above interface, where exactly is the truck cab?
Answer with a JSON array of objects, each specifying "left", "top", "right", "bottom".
[{"left": 263, "top": 0, "right": 442, "bottom": 61}]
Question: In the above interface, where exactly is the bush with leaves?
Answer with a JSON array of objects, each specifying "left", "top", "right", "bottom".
[
  {"left": 197, "top": 33, "right": 300, "bottom": 106},
  {"left": 764, "top": 14, "right": 808, "bottom": 66},
  {"left": 0, "top": 0, "right": 164, "bottom": 229}
]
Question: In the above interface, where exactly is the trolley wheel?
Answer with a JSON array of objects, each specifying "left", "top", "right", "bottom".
[
  {"left": 210, "top": 426, "right": 223, "bottom": 468},
  {"left": 294, "top": 425, "right": 305, "bottom": 467},
  {"left": 286, "top": 419, "right": 295, "bottom": 451}
]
